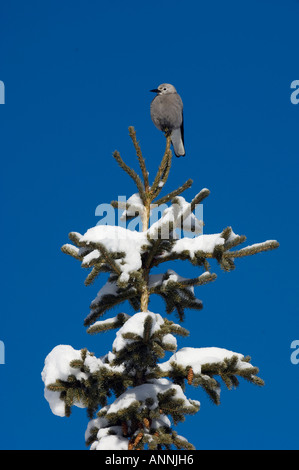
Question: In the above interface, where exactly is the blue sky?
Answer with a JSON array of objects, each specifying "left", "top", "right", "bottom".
[{"left": 0, "top": 0, "right": 298, "bottom": 450}]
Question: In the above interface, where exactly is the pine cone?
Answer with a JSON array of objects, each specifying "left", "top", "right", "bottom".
[
  {"left": 143, "top": 417, "right": 150, "bottom": 429},
  {"left": 134, "top": 432, "right": 143, "bottom": 446},
  {"left": 187, "top": 366, "right": 194, "bottom": 385}
]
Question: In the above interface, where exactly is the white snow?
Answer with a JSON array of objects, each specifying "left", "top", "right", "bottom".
[
  {"left": 82, "top": 249, "right": 101, "bottom": 266},
  {"left": 162, "top": 333, "right": 177, "bottom": 349},
  {"left": 68, "top": 207, "right": 242, "bottom": 288},
  {"left": 62, "top": 244, "right": 80, "bottom": 255},
  {"left": 158, "top": 347, "right": 251, "bottom": 375},
  {"left": 41, "top": 345, "right": 89, "bottom": 416},
  {"left": 43, "top": 389, "right": 68, "bottom": 417},
  {"left": 182, "top": 212, "right": 203, "bottom": 234},
  {"left": 88, "top": 313, "right": 131, "bottom": 330},
  {"left": 42, "top": 345, "right": 87, "bottom": 386},
  {"left": 85, "top": 416, "right": 109, "bottom": 442},
  {"left": 119, "top": 193, "right": 203, "bottom": 238},
  {"left": 226, "top": 228, "right": 239, "bottom": 244},
  {"left": 148, "top": 196, "right": 203, "bottom": 239},
  {"left": 91, "top": 434, "right": 129, "bottom": 450},
  {"left": 162, "top": 269, "right": 194, "bottom": 293},
  {"left": 104, "top": 378, "right": 199, "bottom": 417},
  {"left": 90, "top": 424, "right": 129, "bottom": 449},
  {"left": 79, "top": 225, "right": 149, "bottom": 283},
  {"left": 41, "top": 345, "right": 125, "bottom": 417},
  {"left": 112, "top": 311, "right": 165, "bottom": 352},
  {"left": 172, "top": 233, "right": 225, "bottom": 256},
  {"left": 120, "top": 193, "right": 145, "bottom": 221},
  {"left": 148, "top": 269, "right": 201, "bottom": 294},
  {"left": 151, "top": 414, "right": 171, "bottom": 429},
  {"left": 111, "top": 311, "right": 177, "bottom": 354}
]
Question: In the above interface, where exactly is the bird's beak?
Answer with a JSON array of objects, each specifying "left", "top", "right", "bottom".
[{"left": 150, "top": 89, "right": 160, "bottom": 93}]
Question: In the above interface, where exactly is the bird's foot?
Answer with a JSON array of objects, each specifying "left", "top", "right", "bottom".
[{"left": 163, "top": 128, "right": 171, "bottom": 138}]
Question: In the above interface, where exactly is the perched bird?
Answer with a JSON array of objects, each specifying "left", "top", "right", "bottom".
[{"left": 150, "top": 83, "right": 185, "bottom": 157}]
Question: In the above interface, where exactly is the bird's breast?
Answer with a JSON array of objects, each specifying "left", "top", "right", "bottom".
[{"left": 150, "top": 94, "right": 183, "bottom": 131}]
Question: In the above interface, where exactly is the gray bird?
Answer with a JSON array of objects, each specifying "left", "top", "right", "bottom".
[{"left": 150, "top": 83, "right": 185, "bottom": 157}]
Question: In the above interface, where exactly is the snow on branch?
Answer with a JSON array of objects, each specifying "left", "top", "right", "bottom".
[
  {"left": 102, "top": 379, "right": 199, "bottom": 420},
  {"left": 86, "top": 378, "right": 199, "bottom": 450},
  {"left": 41, "top": 345, "right": 127, "bottom": 419},
  {"left": 61, "top": 221, "right": 278, "bottom": 325},
  {"left": 87, "top": 312, "right": 131, "bottom": 335},
  {"left": 147, "top": 195, "right": 204, "bottom": 239},
  {"left": 110, "top": 311, "right": 186, "bottom": 375},
  {"left": 148, "top": 269, "right": 216, "bottom": 321},
  {"left": 84, "top": 275, "right": 140, "bottom": 327},
  {"left": 158, "top": 347, "right": 264, "bottom": 404}
]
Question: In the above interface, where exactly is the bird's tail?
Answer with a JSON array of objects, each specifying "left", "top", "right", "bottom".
[{"left": 171, "top": 127, "right": 185, "bottom": 157}]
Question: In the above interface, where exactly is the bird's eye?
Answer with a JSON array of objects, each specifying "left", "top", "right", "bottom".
[{"left": 163, "top": 87, "right": 167, "bottom": 90}]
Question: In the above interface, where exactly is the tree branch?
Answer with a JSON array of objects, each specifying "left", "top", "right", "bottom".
[
  {"left": 128, "top": 126, "right": 149, "bottom": 192},
  {"left": 113, "top": 150, "right": 146, "bottom": 203}
]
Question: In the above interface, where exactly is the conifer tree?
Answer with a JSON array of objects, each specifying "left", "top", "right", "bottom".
[{"left": 42, "top": 127, "right": 279, "bottom": 450}]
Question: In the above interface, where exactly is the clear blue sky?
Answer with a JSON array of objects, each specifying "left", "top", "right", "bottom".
[{"left": 0, "top": 0, "right": 298, "bottom": 450}]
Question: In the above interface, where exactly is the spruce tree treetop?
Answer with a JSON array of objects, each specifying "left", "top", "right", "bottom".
[{"left": 42, "top": 126, "right": 279, "bottom": 450}]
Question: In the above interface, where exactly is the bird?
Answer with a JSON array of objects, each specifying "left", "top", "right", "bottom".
[{"left": 150, "top": 83, "right": 185, "bottom": 157}]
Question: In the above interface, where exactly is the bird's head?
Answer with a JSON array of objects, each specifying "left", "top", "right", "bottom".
[{"left": 150, "top": 83, "right": 177, "bottom": 95}]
